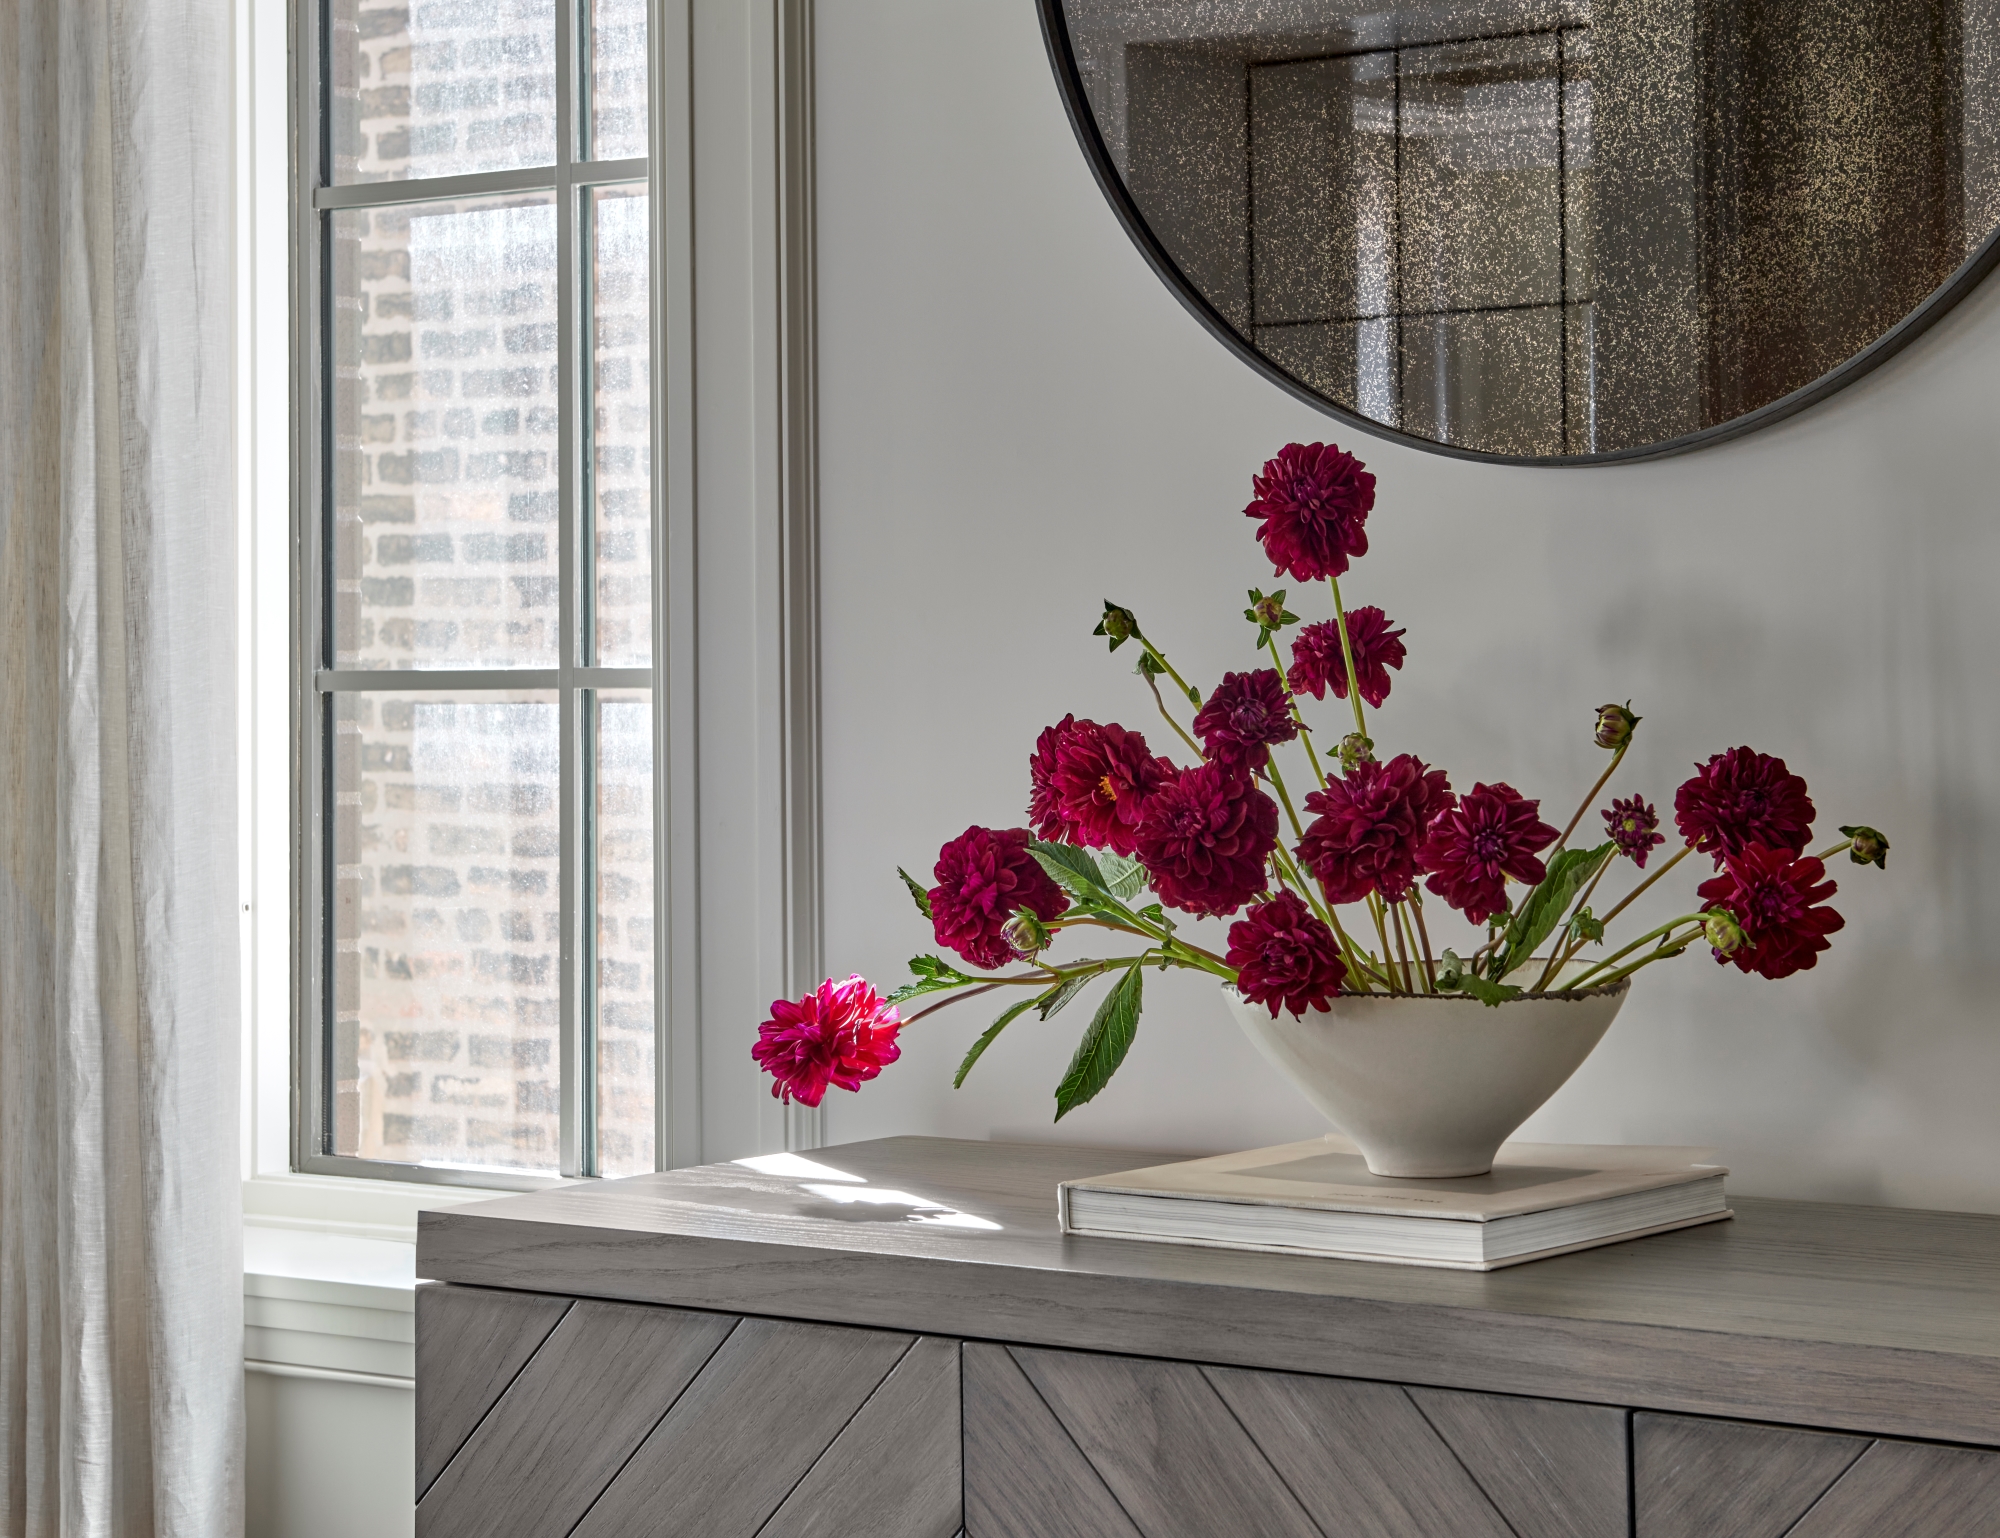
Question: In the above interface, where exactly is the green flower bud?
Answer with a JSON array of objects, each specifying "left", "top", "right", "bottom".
[
  {"left": 1243, "top": 588, "right": 1300, "bottom": 648},
  {"left": 1839, "top": 825, "right": 1889, "bottom": 869},
  {"left": 1094, "top": 601, "right": 1139, "bottom": 650},
  {"left": 1002, "top": 907, "right": 1052, "bottom": 958},
  {"left": 1594, "top": 701, "right": 1641, "bottom": 750},
  {"left": 1703, "top": 907, "right": 1747, "bottom": 956},
  {"left": 1338, "top": 732, "right": 1376, "bottom": 772}
]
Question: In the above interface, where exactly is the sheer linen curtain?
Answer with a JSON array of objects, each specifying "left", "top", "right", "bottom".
[{"left": 0, "top": 0, "right": 242, "bottom": 1536}]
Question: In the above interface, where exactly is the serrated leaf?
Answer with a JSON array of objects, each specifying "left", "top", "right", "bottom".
[
  {"left": 1037, "top": 970, "right": 1097, "bottom": 1019},
  {"left": 1099, "top": 852, "right": 1149, "bottom": 903},
  {"left": 1054, "top": 965, "right": 1144, "bottom": 1120},
  {"left": 1498, "top": 843, "right": 1614, "bottom": 978},
  {"left": 1459, "top": 974, "right": 1526, "bottom": 1008},
  {"left": 896, "top": 867, "right": 933, "bottom": 920},
  {"left": 886, "top": 954, "right": 979, "bottom": 1006},
  {"left": 1028, "top": 840, "right": 1112, "bottom": 902},
  {"left": 954, "top": 995, "right": 1039, "bottom": 1088}
]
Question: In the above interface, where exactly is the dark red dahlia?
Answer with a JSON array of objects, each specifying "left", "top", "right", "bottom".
[
  {"left": 1226, "top": 892, "right": 1346, "bottom": 1018},
  {"left": 1674, "top": 747, "right": 1815, "bottom": 864},
  {"left": 751, "top": 975, "right": 903, "bottom": 1107},
  {"left": 1421, "top": 782, "right": 1559, "bottom": 925},
  {"left": 1296, "top": 754, "right": 1454, "bottom": 905},
  {"left": 1244, "top": 442, "right": 1377, "bottom": 582},
  {"left": 1288, "top": 608, "right": 1406, "bottom": 709},
  {"left": 1603, "top": 795, "right": 1666, "bottom": 869},
  {"left": 1696, "top": 844, "right": 1845, "bottom": 980},
  {"left": 1027, "top": 716, "right": 1177, "bottom": 856},
  {"left": 1134, "top": 763, "right": 1279, "bottom": 917},
  {"left": 928, "top": 826, "right": 1070, "bottom": 971},
  {"left": 1192, "top": 669, "right": 1298, "bottom": 769}
]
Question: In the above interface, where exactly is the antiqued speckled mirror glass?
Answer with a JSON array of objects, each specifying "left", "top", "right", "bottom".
[{"left": 1039, "top": 0, "right": 2000, "bottom": 461}]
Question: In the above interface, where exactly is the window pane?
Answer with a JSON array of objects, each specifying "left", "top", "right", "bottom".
[
  {"left": 593, "top": 692, "right": 655, "bottom": 1176},
  {"left": 328, "top": 0, "right": 558, "bottom": 184},
  {"left": 587, "top": 0, "right": 650, "bottom": 160},
  {"left": 330, "top": 691, "right": 561, "bottom": 1173},
  {"left": 331, "top": 196, "right": 560, "bottom": 671},
  {"left": 586, "top": 187, "right": 652, "bottom": 666}
]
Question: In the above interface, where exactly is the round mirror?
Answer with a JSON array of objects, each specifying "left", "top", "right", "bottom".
[{"left": 1040, "top": 0, "right": 2000, "bottom": 461}]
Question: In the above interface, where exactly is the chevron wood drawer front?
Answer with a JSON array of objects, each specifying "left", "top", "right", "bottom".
[{"left": 414, "top": 1284, "right": 962, "bottom": 1538}]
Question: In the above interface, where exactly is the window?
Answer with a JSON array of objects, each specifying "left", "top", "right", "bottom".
[{"left": 297, "top": 0, "right": 660, "bottom": 1183}]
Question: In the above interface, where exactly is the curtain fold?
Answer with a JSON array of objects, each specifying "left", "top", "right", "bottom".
[{"left": 0, "top": 0, "right": 242, "bottom": 1535}]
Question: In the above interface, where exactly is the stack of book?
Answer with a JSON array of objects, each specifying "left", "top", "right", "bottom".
[{"left": 1057, "top": 1137, "right": 1731, "bottom": 1271}]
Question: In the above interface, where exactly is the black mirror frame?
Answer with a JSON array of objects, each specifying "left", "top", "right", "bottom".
[{"left": 1036, "top": 0, "right": 2000, "bottom": 466}]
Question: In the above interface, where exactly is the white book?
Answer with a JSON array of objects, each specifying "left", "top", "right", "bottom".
[{"left": 1057, "top": 1137, "right": 1732, "bottom": 1271}]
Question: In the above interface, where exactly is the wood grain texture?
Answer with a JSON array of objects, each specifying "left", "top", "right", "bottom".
[
  {"left": 416, "top": 1300, "right": 735, "bottom": 1538},
  {"left": 1786, "top": 1438, "right": 2000, "bottom": 1537},
  {"left": 962, "top": 1342, "right": 1142, "bottom": 1538},
  {"left": 757, "top": 1335, "right": 962, "bottom": 1538},
  {"left": 414, "top": 1283, "right": 572, "bottom": 1499},
  {"left": 1011, "top": 1345, "right": 1321, "bottom": 1538},
  {"left": 416, "top": 1136, "right": 2000, "bottom": 1445},
  {"left": 1633, "top": 1412, "right": 1869, "bottom": 1538},
  {"left": 1204, "top": 1365, "right": 1514, "bottom": 1537},
  {"left": 570, "top": 1315, "right": 912, "bottom": 1538},
  {"left": 1408, "top": 1385, "right": 1629, "bottom": 1538}
]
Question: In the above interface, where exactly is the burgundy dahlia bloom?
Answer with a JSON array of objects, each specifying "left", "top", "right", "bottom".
[
  {"left": 1288, "top": 609, "right": 1407, "bottom": 709},
  {"left": 928, "top": 826, "right": 1070, "bottom": 971},
  {"left": 1227, "top": 892, "right": 1346, "bottom": 1018},
  {"left": 1244, "top": 442, "right": 1377, "bottom": 582},
  {"left": 1027, "top": 716, "right": 1177, "bottom": 856},
  {"left": 1603, "top": 795, "right": 1666, "bottom": 869},
  {"left": 1696, "top": 845, "right": 1845, "bottom": 980},
  {"left": 1674, "top": 747, "right": 1816, "bottom": 864},
  {"left": 1421, "top": 782, "right": 1559, "bottom": 925},
  {"left": 1193, "top": 669, "right": 1298, "bottom": 769},
  {"left": 1296, "top": 754, "right": 1454, "bottom": 905},
  {"left": 1134, "top": 763, "right": 1279, "bottom": 917},
  {"left": 751, "top": 975, "right": 903, "bottom": 1107}
]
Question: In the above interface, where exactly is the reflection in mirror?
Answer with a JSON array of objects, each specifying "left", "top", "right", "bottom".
[{"left": 1056, "top": 0, "right": 2000, "bottom": 458}]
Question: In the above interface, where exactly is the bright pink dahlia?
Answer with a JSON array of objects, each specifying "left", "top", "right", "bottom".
[
  {"left": 751, "top": 975, "right": 903, "bottom": 1107},
  {"left": 1288, "top": 609, "right": 1406, "bottom": 709},
  {"left": 1226, "top": 892, "right": 1345, "bottom": 1018},
  {"left": 1244, "top": 442, "right": 1377, "bottom": 582},
  {"left": 1134, "top": 763, "right": 1279, "bottom": 917},
  {"left": 1603, "top": 795, "right": 1666, "bottom": 869},
  {"left": 1674, "top": 747, "right": 1815, "bottom": 864},
  {"left": 1027, "top": 715, "right": 1177, "bottom": 856},
  {"left": 1421, "top": 782, "right": 1559, "bottom": 925},
  {"left": 1697, "top": 845, "right": 1845, "bottom": 980},
  {"left": 1296, "top": 754, "right": 1454, "bottom": 904},
  {"left": 1193, "top": 669, "right": 1298, "bottom": 769},
  {"left": 928, "top": 825, "right": 1070, "bottom": 971}
]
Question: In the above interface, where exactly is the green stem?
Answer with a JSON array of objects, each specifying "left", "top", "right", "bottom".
[
  {"left": 1137, "top": 635, "right": 1201, "bottom": 708},
  {"left": 1367, "top": 896, "right": 1403, "bottom": 993},
  {"left": 1266, "top": 638, "right": 1329, "bottom": 790},
  {"left": 1409, "top": 891, "right": 1440, "bottom": 989},
  {"left": 1811, "top": 836, "right": 1854, "bottom": 862},
  {"left": 1328, "top": 576, "right": 1370, "bottom": 742},
  {"left": 1389, "top": 902, "right": 1421, "bottom": 992},
  {"left": 1550, "top": 741, "right": 1628, "bottom": 859},
  {"left": 1265, "top": 759, "right": 1307, "bottom": 843},
  {"left": 1565, "top": 915, "right": 1704, "bottom": 991},
  {"left": 1532, "top": 853, "right": 1617, "bottom": 993},
  {"left": 1142, "top": 668, "right": 1205, "bottom": 759},
  {"left": 1597, "top": 844, "right": 1695, "bottom": 929},
  {"left": 1582, "top": 936, "right": 1699, "bottom": 991}
]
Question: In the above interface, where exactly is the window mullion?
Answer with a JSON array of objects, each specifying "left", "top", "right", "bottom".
[{"left": 556, "top": 0, "right": 587, "bottom": 1180}]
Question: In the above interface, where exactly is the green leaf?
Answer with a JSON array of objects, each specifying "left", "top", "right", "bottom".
[
  {"left": 1054, "top": 964, "right": 1144, "bottom": 1120},
  {"left": 886, "top": 954, "right": 979, "bottom": 1006},
  {"left": 1459, "top": 975, "right": 1526, "bottom": 1009},
  {"left": 1099, "top": 852, "right": 1149, "bottom": 903},
  {"left": 1136, "top": 902, "right": 1174, "bottom": 933},
  {"left": 1497, "top": 843, "right": 1614, "bottom": 978},
  {"left": 954, "top": 996, "right": 1039, "bottom": 1088},
  {"left": 1037, "top": 970, "right": 1097, "bottom": 1019},
  {"left": 1028, "top": 840, "right": 1112, "bottom": 902},
  {"left": 896, "top": 867, "right": 933, "bottom": 920},
  {"left": 1568, "top": 908, "right": 1605, "bottom": 945}
]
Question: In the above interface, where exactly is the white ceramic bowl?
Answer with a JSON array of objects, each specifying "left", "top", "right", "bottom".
[{"left": 1224, "top": 974, "right": 1630, "bottom": 1177}]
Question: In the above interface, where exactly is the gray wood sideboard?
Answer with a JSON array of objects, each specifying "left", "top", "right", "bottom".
[{"left": 413, "top": 1136, "right": 2000, "bottom": 1537}]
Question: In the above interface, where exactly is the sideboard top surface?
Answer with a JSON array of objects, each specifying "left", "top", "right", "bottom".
[{"left": 417, "top": 1136, "right": 2000, "bottom": 1445}]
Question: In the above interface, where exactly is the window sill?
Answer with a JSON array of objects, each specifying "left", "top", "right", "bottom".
[
  {"left": 245, "top": 1225, "right": 419, "bottom": 1384},
  {"left": 243, "top": 1169, "right": 529, "bottom": 1245}
]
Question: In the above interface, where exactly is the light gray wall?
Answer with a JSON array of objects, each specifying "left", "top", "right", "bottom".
[{"left": 809, "top": 0, "right": 2000, "bottom": 1212}]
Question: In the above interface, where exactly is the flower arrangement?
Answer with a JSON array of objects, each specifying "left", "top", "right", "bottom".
[{"left": 754, "top": 443, "right": 1890, "bottom": 1119}]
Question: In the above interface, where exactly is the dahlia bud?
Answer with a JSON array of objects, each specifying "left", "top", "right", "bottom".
[
  {"left": 1840, "top": 825, "right": 1889, "bottom": 869},
  {"left": 1703, "top": 907, "right": 1747, "bottom": 957},
  {"left": 1338, "top": 732, "right": 1376, "bottom": 772},
  {"left": 1094, "top": 601, "right": 1139, "bottom": 651},
  {"left": 1594, "top": 701, "right": 1641, "bottom": 750},
  {"left": 1002, "top": 907, "right": 1052, "bottom": 959},
  {"left": 1244, "top": 588, "right": 1300, "bottom": 648}
]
